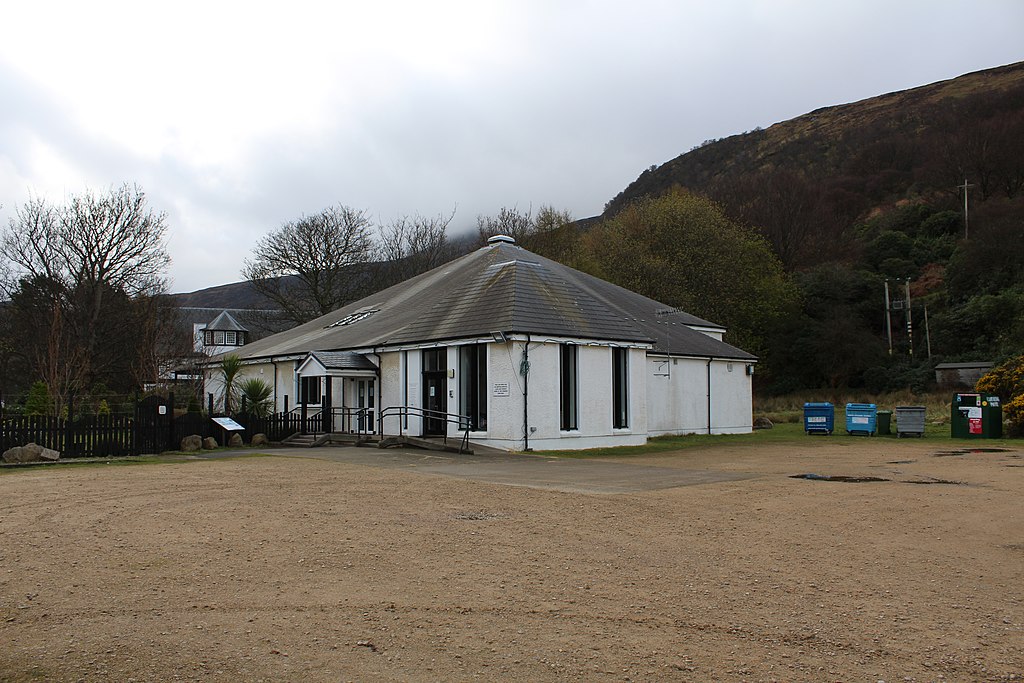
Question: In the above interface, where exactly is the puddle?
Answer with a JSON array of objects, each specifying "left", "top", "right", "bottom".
[
  {"left": 934, "top": 448, "right": 1012, "bottom": 457},
  {"left": 792, "top": 474, "right": 966, "bottom": 485},
  {"left": 791, "top": 474, "right": 889, "bottom": 483}
]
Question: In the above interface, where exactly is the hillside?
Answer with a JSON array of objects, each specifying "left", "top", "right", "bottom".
[
  {"left": 606, "top": 62, "right": 1024, "bottom": 222},
  {"left": 170, "top": 280, "right": 281, "bottom": 309}
]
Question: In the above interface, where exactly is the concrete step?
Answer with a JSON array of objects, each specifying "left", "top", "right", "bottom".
[{"left": 282, "top": 433, "right": 330, "bottom": 448}]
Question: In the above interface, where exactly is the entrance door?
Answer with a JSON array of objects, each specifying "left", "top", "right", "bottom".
[
  {"left": 422, "top": 373, "right": 447, "bottom": 435},
  {"left": 355, "top": 379, "right": 376, "bottom": 433},
  {"left": 422, "top": 348, "right": 447, "bottom": 436}
]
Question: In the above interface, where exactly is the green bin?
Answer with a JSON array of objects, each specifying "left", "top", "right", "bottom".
[
  {"left": 876, "top": 410, "right": 892, "bottom": 435},
  {"left": 950, "top": 393, "right": 1002, "bottom": 439}
]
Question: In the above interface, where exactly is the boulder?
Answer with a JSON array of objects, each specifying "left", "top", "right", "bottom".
[
  {"left": 251, "top": 433, "right": 269, "bottom": 447},
  {"left": 753, "top": 416, "right": 774, "bottom": 430},
  {"left": 2, "top": 446, "right": 26, "bottom": 463},
  {"left": 37, "top": 445, "right": 61, "bottom": 461},
  {"left": 228, "top": 433, "right": 244, "bottom": 447},
  {"left": 2, "top": 443, "right": 60, "bottom": 463},
  {"left": 181, "top": 435, "right": 202, "bottom": 452},
  {"left": 202, "top": 437, "right": 219, "bottom": 450}
]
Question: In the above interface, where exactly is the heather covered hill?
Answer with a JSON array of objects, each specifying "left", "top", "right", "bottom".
[{"left": 606, "top": 61, "right": 1024, "bottom": 227}]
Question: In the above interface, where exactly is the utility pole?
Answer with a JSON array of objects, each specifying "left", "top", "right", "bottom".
[
  {"left": 905, "top": 279, "right": 913, "bottom": 357},
  {"left": 924, "top": 304, "right": 932, "bottom": 359},
  {"left": 884, "top": 280, "right": 893, "bottom": 355},
  {"left": 958, "top": 178, "right": 973, "bottom": 240}
]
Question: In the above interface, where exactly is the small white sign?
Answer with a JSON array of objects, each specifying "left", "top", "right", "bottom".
[
  {"left": 158, "top": 405, "right": 167, "bottom": 415},
  {"left": 493, "top": 382, "right": 510, "bottom": 397},
  {"left": 212, "top": 417, "right": 245, "bottom": 431}
]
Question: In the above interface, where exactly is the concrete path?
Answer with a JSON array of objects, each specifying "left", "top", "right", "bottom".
[{"left": 206, "top": 445, "right": 754, "bottom": 494}]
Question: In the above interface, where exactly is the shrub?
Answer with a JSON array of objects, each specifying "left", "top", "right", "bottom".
[
  {"left": 24, "top": 381, "right": 51, "bottom": 415},
  {"left": 976, "top": 355, "right": 1024, "bottom": 435}
]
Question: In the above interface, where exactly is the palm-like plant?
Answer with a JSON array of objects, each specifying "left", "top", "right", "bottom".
[
  {"left": 238, "top": 377, "right": 274, "bottom": 417},
  {"left": 217, "top": 354, "right": 244, "bottom": 415}
]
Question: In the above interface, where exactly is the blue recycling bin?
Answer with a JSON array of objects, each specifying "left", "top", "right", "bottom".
[
  {"left": 803, "top": 402, "right": 834, "bottom": 435},
  {"left": 845, "top": 403, "right": 878, "bottom": 436}
]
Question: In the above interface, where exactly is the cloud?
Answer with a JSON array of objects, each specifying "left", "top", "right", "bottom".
[{"left": 2, "top": 0, "right": 1022, "bottom": 292}]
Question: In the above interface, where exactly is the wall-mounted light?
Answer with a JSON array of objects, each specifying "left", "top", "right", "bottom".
[{"left": 490, "top": 331, "right": 507, "bottom": 343}]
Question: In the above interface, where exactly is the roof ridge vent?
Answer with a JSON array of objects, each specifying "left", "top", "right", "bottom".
[{"left": 487, "top": 234, "right": 516, "bottom": 245}]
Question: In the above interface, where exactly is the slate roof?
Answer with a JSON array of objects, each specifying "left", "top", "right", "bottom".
[
  {"left": 309, "top": 351, "right": 378, "bottom": 372},
  {"left": 204, "top": 310, "right": 248, "bottom": 332},
  {"left": 230, "top": 241, "right": 755, "bottom": 361}
]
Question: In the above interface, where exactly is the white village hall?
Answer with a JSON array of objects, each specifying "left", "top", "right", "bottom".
[{"left": 205, "top": 236, "right": 755, "bottom": 451}]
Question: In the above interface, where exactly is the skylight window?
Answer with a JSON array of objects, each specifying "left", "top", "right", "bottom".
[{"left": 326, "top": 308, "right": 379, "bottom": 328}]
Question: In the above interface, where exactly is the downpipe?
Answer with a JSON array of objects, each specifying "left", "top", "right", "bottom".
[{"left": 706, "top": 357, "right": 713, "bottom": 435}]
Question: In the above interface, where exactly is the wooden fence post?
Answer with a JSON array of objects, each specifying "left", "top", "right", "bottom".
[{"left": 65, "top": 391, "right": 74, "bottom": 457}]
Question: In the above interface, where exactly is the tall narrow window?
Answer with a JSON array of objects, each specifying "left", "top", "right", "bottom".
[
  {"left": 459, "top": 344, "right": 488, "bottom": 431},
  {"left": 612, "top": 347, "right": 629, "bottom": 429},
  {"left": 300, "top": 376, "right": 321, "bottom": 405},
  {"left": 560, "top": 344, "right": 578, "bottom": 431}
]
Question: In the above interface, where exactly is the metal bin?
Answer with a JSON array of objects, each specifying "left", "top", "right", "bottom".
[
  {"left": 895, "top": 406, "right": 926, "bottom": 438},
  {"left": 845, "top": 403, "right": 877, "bottom": 436},
  {"left": 950, "top": 393, "right": 1002, "bottom": 439},
  {"left": 803, "top": 402, "right": 834, "bottom": 435}
]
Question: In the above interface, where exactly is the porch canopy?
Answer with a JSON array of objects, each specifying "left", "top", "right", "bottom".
[
  {"left": 295, "top": 351, "right": 379, "bottom": 434},
  {"left": 297, "top": 351, "right": 378, "bottom": 379}
]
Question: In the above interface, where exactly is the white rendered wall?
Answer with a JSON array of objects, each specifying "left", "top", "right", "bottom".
[
  {"left": 203, "top": 361, "right": 278, "bottom": 413},
  {"left": 470, "top": 341, "right": 647, "bottom": 451},
  {"left": 646, "top": 356, "right": 753, "bottom": 436}
]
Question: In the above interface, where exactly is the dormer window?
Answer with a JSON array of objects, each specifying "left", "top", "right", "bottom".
[{"left": 203, "top": 329, "right": 245, "bottom": 346}]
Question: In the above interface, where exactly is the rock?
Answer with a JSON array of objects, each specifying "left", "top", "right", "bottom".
[
  {"left": 228, "top": 433, "right": 244, "bottom": 447},
  {"left": 2, "top": 446, "right": 26, "bottom": 463},
  {"left": 202, "top": 437, "right": 218, "bottom": 450},
  {"left": 37, "top": 446, "right": 60, "bottom": 461},
  {"left": 2, "top": 443, "right": 60, "bottom": 463},
  {"left": 180, "top": 435, "right": 202, "bottom": 452},
  {"left": 251, "top": 433, "right": 269, "bottom": 447},
  {"left": 753, "top": 416, "right": 774, "bottom": 430}
]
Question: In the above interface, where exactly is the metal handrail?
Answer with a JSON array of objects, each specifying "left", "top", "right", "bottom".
[
  {"left": 330, "top": 406, "right": 373, "bottom": 439},
  {"left": 286, "top": 405, "right": 373, "bottom": 438},
  {"left": 378, "top": 405, "right": 473, "bottom": 454}
]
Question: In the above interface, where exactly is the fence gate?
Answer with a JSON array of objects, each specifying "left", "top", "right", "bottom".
[{"left": 134, "top": 395, "right": 174, "bottom": 455}]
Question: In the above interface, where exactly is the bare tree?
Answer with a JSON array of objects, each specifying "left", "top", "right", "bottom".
[
  {"left": 476, "top": 206, "right": 535, "bottom": 244},
  {"left": 242, "top": 205, "right": 375, "bottom": 325},
  {"left": 375, "top": 208, "right": 457, "bottom": 286},
  {"left": 1, "top": 184, "right": 171, "bottom": 399},
  {"left": 475, "top": 205, "right": 581, "bottom": 265}
]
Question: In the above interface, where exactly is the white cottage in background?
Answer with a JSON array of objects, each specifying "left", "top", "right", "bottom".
[{"left": 205, "top": 236, "right": 756, "bottom": 451}]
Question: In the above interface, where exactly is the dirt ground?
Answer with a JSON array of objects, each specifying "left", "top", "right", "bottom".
[{"left": 2, "top": 440, "right": 1023, "bottom": 682}]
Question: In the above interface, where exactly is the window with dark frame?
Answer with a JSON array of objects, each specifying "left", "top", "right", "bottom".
[
  {"left": 560, "top": 344, "right": 578, "bottom": 431},
  {"left": 300, "top": 376, "right": 321, "bottom": 405},
  {"left": 458, "top": 344, "right": 488, "bottom": 431},
  {"left": 612, "top": 347, "right": 629, "bottom": 429}
]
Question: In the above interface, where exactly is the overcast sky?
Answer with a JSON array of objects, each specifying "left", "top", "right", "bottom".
[{"left": 1, "top": 1, "right": 1021, "bottom": 293}]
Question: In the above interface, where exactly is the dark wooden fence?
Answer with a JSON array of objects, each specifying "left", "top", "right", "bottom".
[{"left": 2, "top": 396, "right": 301, "bottom": 459}]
